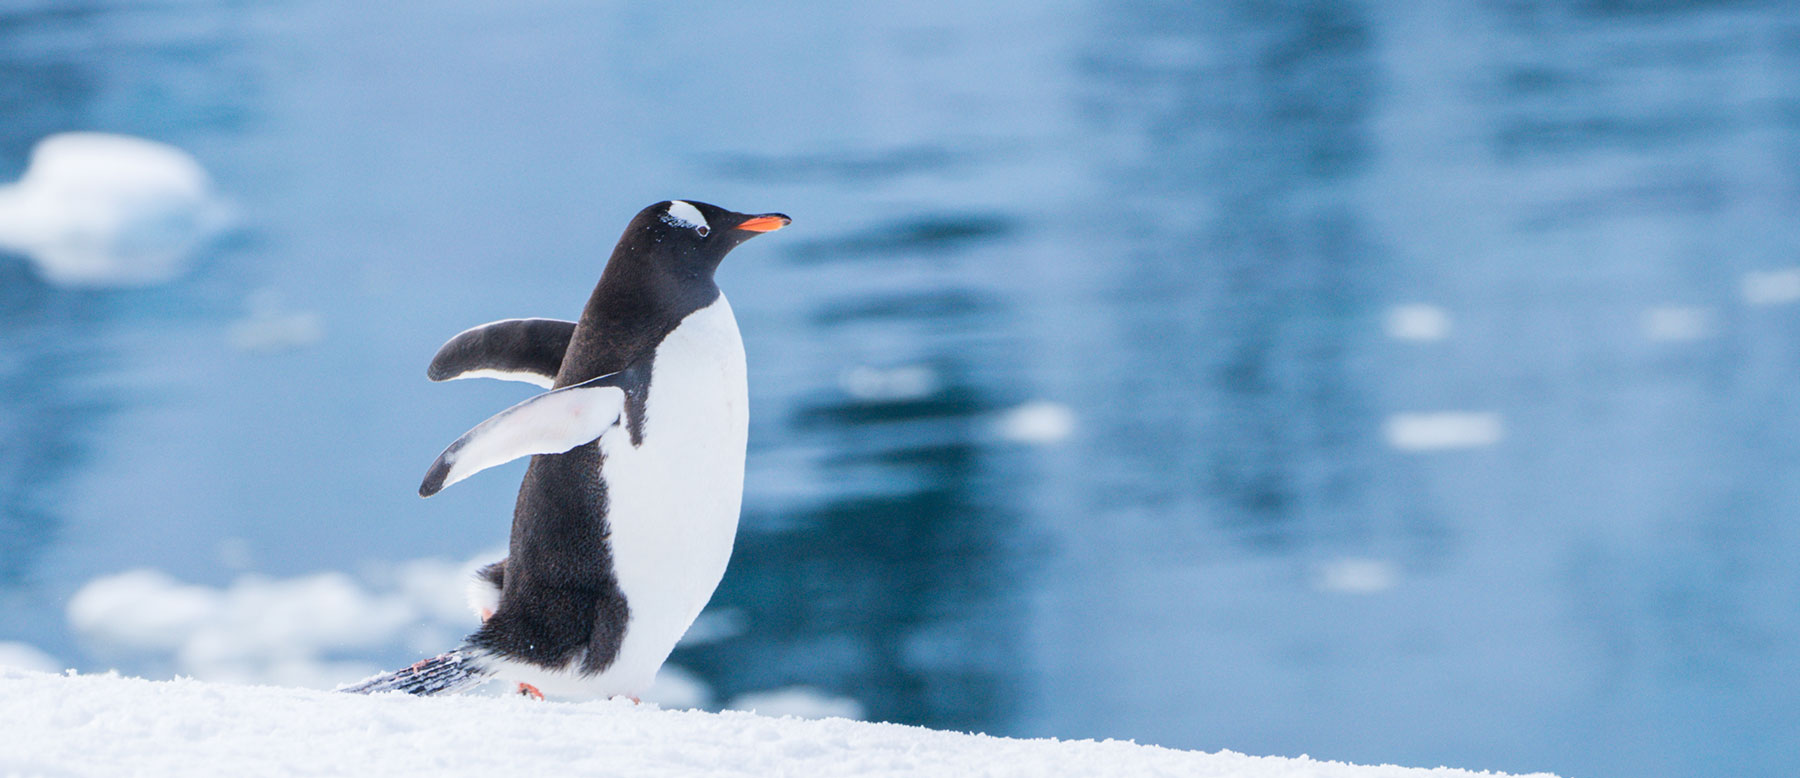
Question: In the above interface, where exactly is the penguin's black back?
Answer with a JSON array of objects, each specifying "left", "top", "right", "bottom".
[{"left": 467, "top": 201, "right": 736, "bottom": 674}]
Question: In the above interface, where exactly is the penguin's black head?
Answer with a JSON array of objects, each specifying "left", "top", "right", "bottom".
[{"left": 612, "top": 200, "right": 790, "bottom": 283}]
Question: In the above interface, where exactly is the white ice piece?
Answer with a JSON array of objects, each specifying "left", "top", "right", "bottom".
[
  {"left": 996, "top": 400, "right": 1077, "bottom": 445},
  {"left": 1315, "top": 557, "right": 1398, "bottom": 594},
  {"left": 1384, "top": 303, "right": 1451, "bottom": 341},
  {"left": 0, "top": 132, "right": 231, "bottom": 286},
  {"left": 838, "top": 364, "right": 938, "bottom": 401},
  {"left": 0, "top": 642, "right": 60, "bottom": 673},
  {"left": 1384, "top": 411, "right": 1503, "bottom": 451},
  {"left": 1743, "top": 268, "right": 1800, "bottom": 306},
  {"left": 729, "top": 686, "right": 865, "bottom": 721},
  {"left": 1642, "top": 306, "right": 1713, "bottom": 342}
]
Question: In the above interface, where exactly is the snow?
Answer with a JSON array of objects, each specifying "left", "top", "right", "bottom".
[
  {"left": 0, "top": 132, "right": 231, "bottom": 286},
  {"left": 0, "top": 669, "right": 1558, "bottom": 778}
]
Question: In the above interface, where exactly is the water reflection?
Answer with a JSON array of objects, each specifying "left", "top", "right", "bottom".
[
  {"left": 0, "top": 0, "right": 251, "bottom": 609},
  {"left": 0, "top": 4, "right": 109, "bottom": 586},
  {"left": 0, "top": 270, "right": 101, "bottom": 584},
  {"left": 1077, "top": 0, "right": 1416, "bottom": 555},
  {"left": 678, "top": 250, "right": 1030, "bottom": 733}
]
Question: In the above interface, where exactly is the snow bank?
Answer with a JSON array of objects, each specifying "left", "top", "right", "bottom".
[{"left": 0, "top": 670, "right": 1556, "bottom": 778}]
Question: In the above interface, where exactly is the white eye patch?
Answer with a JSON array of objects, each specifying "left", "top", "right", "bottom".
[{"left": 662, "top": 200, "right": 710, "bottom": 235}]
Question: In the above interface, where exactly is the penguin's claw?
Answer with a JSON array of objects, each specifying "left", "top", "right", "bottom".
[{"left": 517, "top": 683, "right": 544, "bottom": 700}]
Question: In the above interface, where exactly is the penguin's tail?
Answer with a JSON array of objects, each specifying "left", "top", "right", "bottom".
[{"left": 338, "top": 646, "right": 493, "bottom": 696}]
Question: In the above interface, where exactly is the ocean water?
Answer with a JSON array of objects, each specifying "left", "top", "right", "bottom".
[{"left": 3, "top": 2, "right": 1799, "bottom": 776}]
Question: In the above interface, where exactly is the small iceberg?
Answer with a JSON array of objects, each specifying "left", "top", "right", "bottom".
[{"left": 0, "top": 132, "right": 231, "bottom": 287}]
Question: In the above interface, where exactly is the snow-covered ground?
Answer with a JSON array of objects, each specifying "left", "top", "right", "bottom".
[{"left": 0, "top": 669, "right": 1554, "bottom": 778}]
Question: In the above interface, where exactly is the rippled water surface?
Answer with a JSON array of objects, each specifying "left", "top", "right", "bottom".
[{"left": 4, "top": 2, "right": 1800, "bottom": 776}]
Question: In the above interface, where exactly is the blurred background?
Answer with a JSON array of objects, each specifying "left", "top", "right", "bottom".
[{"left": 2, "top": 1, "right": 1798, "bottom": 776}]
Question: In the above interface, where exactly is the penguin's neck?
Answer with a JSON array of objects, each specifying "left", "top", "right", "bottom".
[{"left": 558, "top": 260, "right": 720, "bottom": 385}]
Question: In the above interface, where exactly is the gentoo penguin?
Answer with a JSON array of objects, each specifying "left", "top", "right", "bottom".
[{"left": 343, "top": 200, "right": 788, "bottom": 700}]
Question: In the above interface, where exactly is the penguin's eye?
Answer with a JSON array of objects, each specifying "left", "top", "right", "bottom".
[{"left": 695, "top": 225, "right": 710, "bottom": 237}]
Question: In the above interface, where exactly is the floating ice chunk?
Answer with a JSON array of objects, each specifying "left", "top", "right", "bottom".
[
  {"left": 1384, "top": 411, "right": 1503, "bottom": 451},
  {"left": 1384, "top": 304, "right": 1451, "bottom": 341},
  {"left": 729, "top": 686, "right": 864, "bottom": 721},
  {"left": 68, "top": 569, "right": 225, "bottom": 652},
  {"left": 229, "top": 289, "right": 325, "bottom": 353},
  {"left": 1315, "top": 558, "right": 1397, "bottom": 594},
  {"left": 0, "top": 642, "right": 61, "bottom": 673},
  {"left": 1642, "top": 306, "right": 1713, "bottom": 342},
  {"left": 0, "top": 133, "right": 231, "bottom": 286},
  {"left": 1742, "top": 268, "right": 1800, "bottom": 306},
  {"left": 838, "top": 364, "right": 938, "bottom": 401},
  {"left": 66, "top": 552, "right": 504, "bottom": 689},
  {"left": 996, "top": 400, "right": 1077, "bottom": 445}
]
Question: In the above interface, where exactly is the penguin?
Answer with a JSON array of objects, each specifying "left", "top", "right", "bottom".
[{"left": 342, "top": 200, "right": 789, "bottom": 700}]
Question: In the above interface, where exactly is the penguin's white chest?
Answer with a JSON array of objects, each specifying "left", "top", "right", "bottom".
[{"left": 591, "top": 295, "right": 748, "bottom": 691}]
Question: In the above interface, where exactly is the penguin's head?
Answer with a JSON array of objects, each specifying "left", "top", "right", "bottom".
[{"left": 613, "top": 200, "right": 790, "bottom": 282}]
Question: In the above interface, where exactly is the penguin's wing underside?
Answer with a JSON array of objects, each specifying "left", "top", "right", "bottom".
[
  {"left": 419, "top": 371, "right": 627, "bottom": 497},
  {"left": 427, "top": 318, "right": 577, "bottom": 388}
]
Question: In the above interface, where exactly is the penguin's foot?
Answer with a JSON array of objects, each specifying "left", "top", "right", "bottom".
[{"left": 517, "top": 682, "right": 544, "bottom": 700}]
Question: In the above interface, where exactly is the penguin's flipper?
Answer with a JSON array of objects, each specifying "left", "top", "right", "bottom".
[
  {"left": 427, "top": 318, "right": 577, "bottom": 388},
  {"left": 419, "top": 371, "right": 627, "bottom": 497}
]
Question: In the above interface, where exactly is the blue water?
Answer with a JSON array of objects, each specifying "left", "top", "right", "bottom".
[{"left": 5, "top": 2, "right": 1800, "bottom": 776}]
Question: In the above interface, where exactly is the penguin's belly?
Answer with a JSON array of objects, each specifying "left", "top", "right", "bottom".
[{"left": 588, "top": 296, "right": 748, "bottom": 694}]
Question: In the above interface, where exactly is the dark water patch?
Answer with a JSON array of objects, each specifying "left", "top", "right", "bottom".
[
  {"left": 1578, "top": 0, "right": 1759, "bottom": 17},
  {"left": 680, "top": 434, "right": 1026, "bottom": 731},
  {"left": 792, "top": 387, "right": 992, "bottom": 428},
  {"left": 708, "top": 145, "right": 969, "bottom": 183},
  {"left": 1493, "top": 110, "right": 1734, "bottom": 161},
  {"left": 810, "top": 289, "right": 996, "bottom": 327},
  {"left": 786, "top": 213, "right": 1017, "bottom": 263},
  {"left": 1518, "top": 173, "right": 1728, "bottom": 230}
]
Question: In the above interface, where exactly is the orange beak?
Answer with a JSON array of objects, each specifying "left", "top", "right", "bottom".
[{"left": 736, "top": 214, "right": 791, "bottom": 233}]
